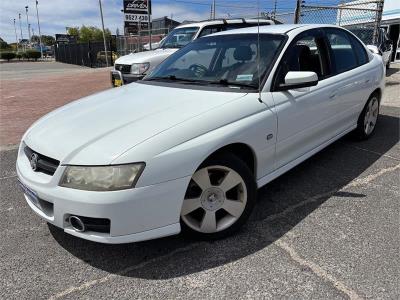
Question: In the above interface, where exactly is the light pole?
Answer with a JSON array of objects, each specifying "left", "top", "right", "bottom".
[
  {"left": 35, "top": 0, "right": 43, "bottom": 58},
  {"left": 13, "top": 19, "right": 19, "bottom": 51},
  {"left": 25, "top": 6, "right": 31, "bottom": 45},
  {"left": 212, "top": 0, "right": 216, "bottom": 20},
  {"left": 19, "top": 13, "right": 24, "bottom": 50},
  {"left": 98, "top": 0, "right": 109, "bottom": 67}
]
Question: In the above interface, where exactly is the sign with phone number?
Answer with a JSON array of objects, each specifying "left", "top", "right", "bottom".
[{"left": 124, "top": 13, "right": 151, "bottom": 22}]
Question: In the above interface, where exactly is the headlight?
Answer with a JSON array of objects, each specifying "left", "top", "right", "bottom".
[
  {"left": 59, "top": 163, "right": 145, "bottom": 191},
  {"left": 131, "top": 63, "right": 150, "bottom": 75}
]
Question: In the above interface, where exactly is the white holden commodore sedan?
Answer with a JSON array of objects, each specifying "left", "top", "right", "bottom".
[{"left": 17, "top": 24, "right": 384, "bottom": 244}]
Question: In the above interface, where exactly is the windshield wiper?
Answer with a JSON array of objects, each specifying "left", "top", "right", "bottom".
[
  {"left": 145, "top": 75, "right": 199, "bottom": 83},
  {"left": 207, "top": 79, "right": 258, "bottom": 89}
]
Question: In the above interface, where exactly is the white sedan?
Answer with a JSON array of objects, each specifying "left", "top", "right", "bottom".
[{"left": 17, "top": 24, "right": 385, "bottom": 244}]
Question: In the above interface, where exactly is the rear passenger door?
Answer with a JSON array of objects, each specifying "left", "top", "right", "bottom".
[{"left": 324, "top": 28, "right": 373, "bottom": 129}]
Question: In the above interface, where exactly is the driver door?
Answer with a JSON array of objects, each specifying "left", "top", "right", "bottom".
[{"left": 271, "top": 29, "right": 338, "bottom": 170}]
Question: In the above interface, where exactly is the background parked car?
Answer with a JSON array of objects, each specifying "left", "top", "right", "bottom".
[
  {"left": 111, "top": 18, "right": 275, "bottom": 87},
  {"left": 351, "top": 27, "right": 393, "bottom": 68},
  {"left": 97, "top": 51, "right": 119, "bottom": 65}
]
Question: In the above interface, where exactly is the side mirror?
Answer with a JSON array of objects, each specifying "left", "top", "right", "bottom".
[{"left": 277, "top": 71, "right": 318, "bottom": 91}]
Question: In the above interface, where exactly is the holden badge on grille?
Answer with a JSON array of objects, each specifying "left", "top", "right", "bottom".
[{"left": 30, "top": 153, "right": 39, "bottom": 171}]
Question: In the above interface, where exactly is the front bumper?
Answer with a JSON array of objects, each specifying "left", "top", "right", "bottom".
[{"left": 16, "top": 145, "right": 189, "bottom": 244}]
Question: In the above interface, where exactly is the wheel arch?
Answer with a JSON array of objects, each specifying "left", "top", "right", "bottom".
[
  {"left": 371, "top": 88, "right": 382, "bottom": 103},
  {"left": 201, "top": 143, "right": 257, "bottom": 178}
]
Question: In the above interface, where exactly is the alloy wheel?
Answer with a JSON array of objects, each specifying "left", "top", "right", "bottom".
[
  {"left": 181, "top": 165, "right": 247, "bottom": 233},
  {"left": 364, "top": 97, "right": 379, "bottom": 135}
]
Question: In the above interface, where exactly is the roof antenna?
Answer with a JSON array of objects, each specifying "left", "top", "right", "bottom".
[{"left": 256, "top": 0, "right": 262, "bottom": 103}]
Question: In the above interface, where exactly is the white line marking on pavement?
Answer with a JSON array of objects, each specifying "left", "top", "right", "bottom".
[
  {"left": 276, "top": 240, "right": 363, "bottom": 300},
  {"left": 346, "top": 163, "right": 400, "bottom": 188},
  {"left": 48, "top": 243, "right": 200, "bottom": 300}
]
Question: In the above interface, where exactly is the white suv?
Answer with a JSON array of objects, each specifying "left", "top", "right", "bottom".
[{"left": 111, "top": 19, "right": 274, "bottom": 87}]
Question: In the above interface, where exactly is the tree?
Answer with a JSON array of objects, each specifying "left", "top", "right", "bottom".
[
  {"left": 67, "top": 27, "right": 79, "bottom": 38},
  {"left": 41, "top": 35, "right": 55, "bottom": 46},
  {"left": 67, "top": 26, "right": 111, "bottom": 43},
  {"left": 0, "top": 37, "right": 11, "bottom": 50},
  {"left": 31, "top": 35, "right": 40, "bottom": 43}
]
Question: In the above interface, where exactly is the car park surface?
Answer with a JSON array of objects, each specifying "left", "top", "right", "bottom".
[{"left": 0, "top": 94, "right": 398, "bottom": 299}]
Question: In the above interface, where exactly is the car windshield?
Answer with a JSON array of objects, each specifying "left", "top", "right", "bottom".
[
  {"left": 160, "top": 27, "right": 199, "bottom": 49},
  {"left": 146, "top": 34, "right": 285, "bottom": 90}
]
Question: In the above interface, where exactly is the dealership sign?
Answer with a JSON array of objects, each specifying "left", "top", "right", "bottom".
[{"left": 123, "top": 0, "right": 152, "bottom": 35}]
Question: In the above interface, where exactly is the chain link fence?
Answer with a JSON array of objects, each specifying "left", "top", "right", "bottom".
[
  {"left": 297, "top": 0, "right": 384, "bottom": 45},
  {"left": 116, "top": 27, "right": 171, "bottom": 56}
]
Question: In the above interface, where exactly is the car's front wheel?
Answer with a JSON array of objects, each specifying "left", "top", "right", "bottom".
[{"left": 180, "top": 154, "right": 256, "bottom": 240}]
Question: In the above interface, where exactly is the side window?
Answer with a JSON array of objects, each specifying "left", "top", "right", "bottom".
[
  {"left": 275, "top": 31, "right": 329, "bottom": 87},
  {"left": 347, "top": 33, "right": 369, "bottom": 65},
  {"left": 326, "top": 29, "right": 358, "bottom": 73},
  {"left": 198, "top": 26, "right": 220, "bottom": 38}
]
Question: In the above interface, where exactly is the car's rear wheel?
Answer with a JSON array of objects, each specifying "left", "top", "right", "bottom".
[
  {"left": 355, "top": 93, "right": 380, "bottom": 140},
  {"left": 180, "top": 154, "right": 256, "bottom": 240}
]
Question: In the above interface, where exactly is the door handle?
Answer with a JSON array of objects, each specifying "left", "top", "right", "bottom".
[{"left": 329, "top": 93, "right": 338, "bottom": 100}]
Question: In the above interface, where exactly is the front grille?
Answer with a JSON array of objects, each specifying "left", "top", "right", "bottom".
[
  {"left": 24, "top": 146, "right": 60, "bottom": 176},
  {"left": 115, "top": 64, "right": 131, "bottom": 74}
]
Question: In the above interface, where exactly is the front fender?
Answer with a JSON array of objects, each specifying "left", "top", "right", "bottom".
[{"left": 127, "top": 100, "right": 277, "bottom": 187}]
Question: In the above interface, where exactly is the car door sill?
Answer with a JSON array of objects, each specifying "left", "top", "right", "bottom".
[{"left": 256, "top": 124, "right": 357, "bottom": 188}]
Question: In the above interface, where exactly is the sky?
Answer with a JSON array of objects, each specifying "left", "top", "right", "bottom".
[{"left": 0, "top": 0, "right": 300, "bottom": 43}]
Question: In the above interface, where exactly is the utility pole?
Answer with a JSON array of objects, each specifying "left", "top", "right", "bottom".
[
  {"left": 98, "top": 0, "right": 109, "bottom": 67},
  {"left": 212, "top": 0, "right": 216, "bottom": 20},
  {"left": 35, "top": 0, "right": 43, "bottom": 59},
  {"left": 19, "top": 13, "right": 24, "bottom": 51},
  {"left": 25, "top": 6, "right": 31, "bottom": 44},
  {"left": 294, "top": 0, "right": 301, "bottom": 24},
  {"left": 273, "top": 0, "right": 277, "bottom": 19},
  {"left": 372, "top": 0, "right": 384, "bottom": 45},
  {"left": 13, "top": 19, "right": 19, "bottom": 51}
]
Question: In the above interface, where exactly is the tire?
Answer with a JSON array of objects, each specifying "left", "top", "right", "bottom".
[
  {"left": 354, "top": 93, "right": 380, "bottom": 140},
  {"left": 386, "top": 61, "right": 390, "bottom": 69},
  {"left": 180, "top": 153, "right": 257, "bottom": 240}
]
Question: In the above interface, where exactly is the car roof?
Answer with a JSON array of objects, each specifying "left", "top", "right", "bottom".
[
  {"left": 176, "top": 19, "right": 275, "bottom": 29},
  {"left": 208, "top": 24, "right": 342, "bottom": 36}
]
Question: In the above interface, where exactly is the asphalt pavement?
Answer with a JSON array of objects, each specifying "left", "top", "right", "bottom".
[{"left": 0, "top": 66, "right": 399, "bottom": 300}]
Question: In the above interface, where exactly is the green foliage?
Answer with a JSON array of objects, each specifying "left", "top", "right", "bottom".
[
  {"left": 67, "top": 26, "right": 111, "bottom": 43},
  {"left": 16, "top": 52, "right": 23, "bottom": 60},
  {"left": 0, "top": 51, "right": 16, "bottom": 61},
  {"left": 67, "top": 27, "right": 79, "bottom": 38},
  {"left": 41, "top": 35, "right": 55, "bottom": 46},
  {"left": 0, "top": 38, "right": 11, "bottom": 50},
  {"left": 26, "top": 50, "right": 41, "bottom": 60},
  {"left": 30, "top": 35, "right": 56, "bottom": 46}
]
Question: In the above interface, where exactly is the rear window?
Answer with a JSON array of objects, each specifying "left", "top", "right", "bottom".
[
  {"left": 347, "top": 33, "right": 369, "bottom": 65},
  {"left": 326, "top": 28, "right": 358, "bottom": 73}
]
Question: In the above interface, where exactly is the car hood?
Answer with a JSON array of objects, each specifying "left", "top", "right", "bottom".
[
  {"left": 24, "top": 83, "right": 247, "bottom": 165},
  {"left": 114, "top": 48, "right": 178, "bottom": 65}
]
